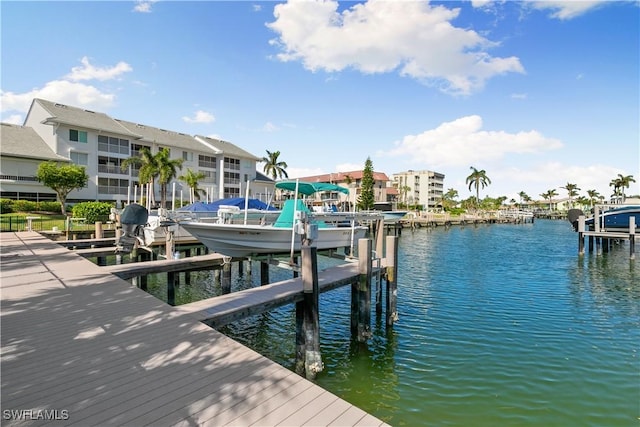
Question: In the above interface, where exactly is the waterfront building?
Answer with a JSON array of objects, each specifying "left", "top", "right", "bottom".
[
  {"left": 0, "top": 98, "right": 273, "bottom": 206},
  {"left": 291, "top": 170, "right": 398, "bottom": 210},
  {"left": 392, "top": 170, "right": 445, "bottom": 210}
]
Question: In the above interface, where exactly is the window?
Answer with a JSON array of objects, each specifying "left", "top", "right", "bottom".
[
  {"left": 98, "top": 156, "right": 126, "bottom": 175},
  {"left": 224, "top": 187, "right": 240, "bottom": 198},
  {"left": 202, "top": 170, "right": 216, "bottom": 183},
  {"left": 98, "top": 135, "right": 129, "bottom": 154},
  {"left": 198, "top": 155, "right": 216, "bottom": 169},
  {"left": 70, "top": 129, "right": 88, "bottom": 143},
  {"left": 98, "top": 178, "right": 129, "bottom": 195},
  {"left": 131, "top": 143, "right": 150, "bottom": 157},
  {"left": 182, "top": 151, "right": 193, "bottom": 162},
  {"left": 224, "top": 171, "right": 240, "bottom": 185},
  {"left": 70, "top": 151, "right": 89, "bottom": 166},
  {"left": 224, "top": 157, "right": 240, "bottom": 170}
]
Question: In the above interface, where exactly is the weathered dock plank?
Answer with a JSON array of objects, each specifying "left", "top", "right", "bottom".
[
  {"left": 101, "top": 253, "right": 242, "bottom": 279},
  {"left": 175, "top": 262, "right": 370, "bottom": 328},
  {"left": 0, "top": 232, "right": 389, "bottom": 427}
]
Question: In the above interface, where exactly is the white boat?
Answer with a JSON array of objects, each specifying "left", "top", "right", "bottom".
[
  {"left": 178, "top": 181, "right": 369, "bottom": 258},
  {"left": 142, "top": 199, "right": 280, "bottom": 247},
  {"left": 142, "top": 212, "right": 198, "bottom": 247}
]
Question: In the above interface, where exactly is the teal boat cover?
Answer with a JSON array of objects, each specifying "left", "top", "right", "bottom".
[
  {"left": 273, "top": 199, "right": 328, "bottom": 228},
  {"left": 275, "top": 181, "right": 349, "bottom": 196}
]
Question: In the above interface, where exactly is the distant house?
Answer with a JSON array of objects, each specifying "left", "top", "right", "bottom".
[
  {"left": 292, "top": 170, "right": 397, "bottom": 210},
  {"left": 391, "top": 170, "right": 445, "bottom": 210},
  {"left": 0, "top": 98, "right": 269, "bottom": 206}
]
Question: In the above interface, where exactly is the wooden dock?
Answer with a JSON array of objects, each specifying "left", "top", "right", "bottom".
[
  {"left": 0, "top": 232, "right": 389, "bottom": 426},
  {"left": 177, "top": 261, "right": 369, "bottom": 328},
  {"left": 576, "top": 215, "right": 637, "bottom": 258}
]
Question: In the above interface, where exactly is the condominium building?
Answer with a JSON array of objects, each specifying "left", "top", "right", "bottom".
[
  {"left": 0, "top": 98, "right": 273, "bottom": 206},
  {"left": 392, "top": 170, "right": 445, "bottom": 210}
]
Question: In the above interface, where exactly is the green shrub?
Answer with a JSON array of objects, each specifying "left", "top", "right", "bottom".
[
  {"left": 37, "top": 201, "right": 62, "bottom": 213},
  {"left": 12, "top": 200, "right": 38, "bottom": 213},
  {"left": 0, "top": 199, "right": 13, "bottom": 214},
  {"left": 71, "top": 201, "right": 114, "bottom": 223}
]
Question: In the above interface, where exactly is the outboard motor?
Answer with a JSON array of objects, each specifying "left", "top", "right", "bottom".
[
  {"left": 116, "top": 203, "right": 149, "bottom": 253},
  {"left": 567, "top": 209, "right": 584, "bottom": 232}
]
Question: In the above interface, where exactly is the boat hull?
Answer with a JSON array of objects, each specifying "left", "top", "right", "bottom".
[
  {"left": 179, "top": 222, "right": 368, "bottom": 257},
  {"left": 580, "top": 206, "right": 640, "bottom": 230}
]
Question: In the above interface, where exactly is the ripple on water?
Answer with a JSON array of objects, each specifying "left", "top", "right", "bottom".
[{"left": 140, "top": 220, "right": 639, "bottom": 427}]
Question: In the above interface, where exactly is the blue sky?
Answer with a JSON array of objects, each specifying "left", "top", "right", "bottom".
[{"left": 2, "top": 0, "right": 639, "bottom": 202}]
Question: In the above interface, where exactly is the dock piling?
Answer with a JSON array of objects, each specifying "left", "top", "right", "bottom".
[
  {"left": 352, "top": 238, "right": 372, "bottom": 342},
  {"left": 295, "top": 245, "right": 322, "bottom": 380},
  {"left": 385, "top": 235, "right": 399, "bottom": 327}
]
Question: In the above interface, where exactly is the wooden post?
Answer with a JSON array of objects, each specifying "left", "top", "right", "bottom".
[
  {"left": 260, "top": 261, "right": 269, "bottom": 285},
  {"left": 140, "top": 252, "right": 149, "bottom": 291},
  {"left": 578, "top": 216, "right": 585, "bottom": 255},
  {"left": 95, "top": 221, "right": 103, "bottom": 239},
  {"left": 295, "top": 301, "right": 305, "bottom": 376},
  {"left": 221, "top": 262, "right": 232, "bottom": 294},
  {"left": 375, "top": 218, "right": 384, "bottom": 261},
  {"left": 296, "top": 245, "right": 322, "bottom": 380},
  {"left": 166, "top": 231, "right": 175, "bottom": 260},
  {"left": 386, "top": 235, "right": 399, "bottom": 327},
  {"left": 184, "top": 248, "right": 191, "bottom": 285},
  {"left": 630, "top": 216, "right": 636, "bottom": 260},
  {"left": 237, "top": 260, "right": 244, "bottom": 277},
  {"left": 167, "top": 271, "right": 176, "bottom": 305},
  {"left": 351, "top": 238, "right": 372, "bottom": 342}
]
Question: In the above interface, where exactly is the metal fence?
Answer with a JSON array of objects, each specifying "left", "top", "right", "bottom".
[{"left": 0, "top": 216, "right": 111, "bottom": 233}]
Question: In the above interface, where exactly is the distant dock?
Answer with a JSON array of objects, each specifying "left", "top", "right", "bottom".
[{"left": 0, "top": 232, "right": 390, "bottom": 426}]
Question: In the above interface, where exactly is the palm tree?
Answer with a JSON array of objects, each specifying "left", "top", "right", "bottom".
[
  {"left": 121, "top": 147, "right": 159, "bottom": 205},
  {"left": 586, "top": 189, "right": 601, "bottom": 208},
  {"left": 540, "top": 189, "right": 558, "bottom": 211},
  {"left": 179, "top": 169, "right": 207, "bottom": 204},
  {"left": 616, "top": 174, "right": 636, "bottom": 202},
  {"left": 466, "top": 166, "right": 491, "bottom": 209},
  {"left": 262, "top": 150, "right": 289, "bottom": 180},
  {"left": 440, "top": 188, "right": 458, "bottom": 211},
  {"left": 609, "top": 177, "right": 623, "bottom": 203},
  {"left": 399, "top": 185, "right": 411, "bottom": 206},
  {"left": 560, "top": 182, "right": 580, "bottom": 209},
  {"left": 155, "top": 148, "right": 184, "bottom": 208}
]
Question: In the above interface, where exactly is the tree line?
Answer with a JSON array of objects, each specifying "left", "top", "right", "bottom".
[{"left": 34, "top": 146, "right": 637, "bottom": 215}]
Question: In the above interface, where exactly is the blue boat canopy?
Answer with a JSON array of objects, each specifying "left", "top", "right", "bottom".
[
  {"left": 275, "top": 180, "right": 349, "bottom": 196},
  {"left": 177, "top": 198, "right": 277, "bottom": 212}
]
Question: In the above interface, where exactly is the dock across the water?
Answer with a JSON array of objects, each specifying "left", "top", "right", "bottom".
[{"left": 0, "top": 232, "right": 390, "bottom": 426}]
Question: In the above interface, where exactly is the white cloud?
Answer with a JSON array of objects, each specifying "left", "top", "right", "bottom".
[
  {"left": 286, "top": 166, "right": 325, "bottom": 179},
  {"left": 262, "top": 121, "right": 280, "bottom": 132},
  {"left": 133, "top": 1, "right": 156, "bottom": 13},
  {"left": 182, "top": 110, "right": 216, "bottom": 124},
  {"left": 379, "top": 115, "right": 563, "bottom": 167},
  {"left": 1, "top": 80, "right": 117, "bottom": 113},
  {"left": 336, "top": 163, "right": 364, "bottom": 173},
  {"left": 529, "top": 1, "right": 605, "bottom": 20},
  {"left": 66, "top": 56, "right": 132, "bottom": 81},
  {"left": 267, "top": 0, "right": 524, "bottom": 95}
]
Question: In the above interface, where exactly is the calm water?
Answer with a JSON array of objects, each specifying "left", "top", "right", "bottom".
[{"left": 142, "top": 219, "right": 639, "bottom": 426}]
